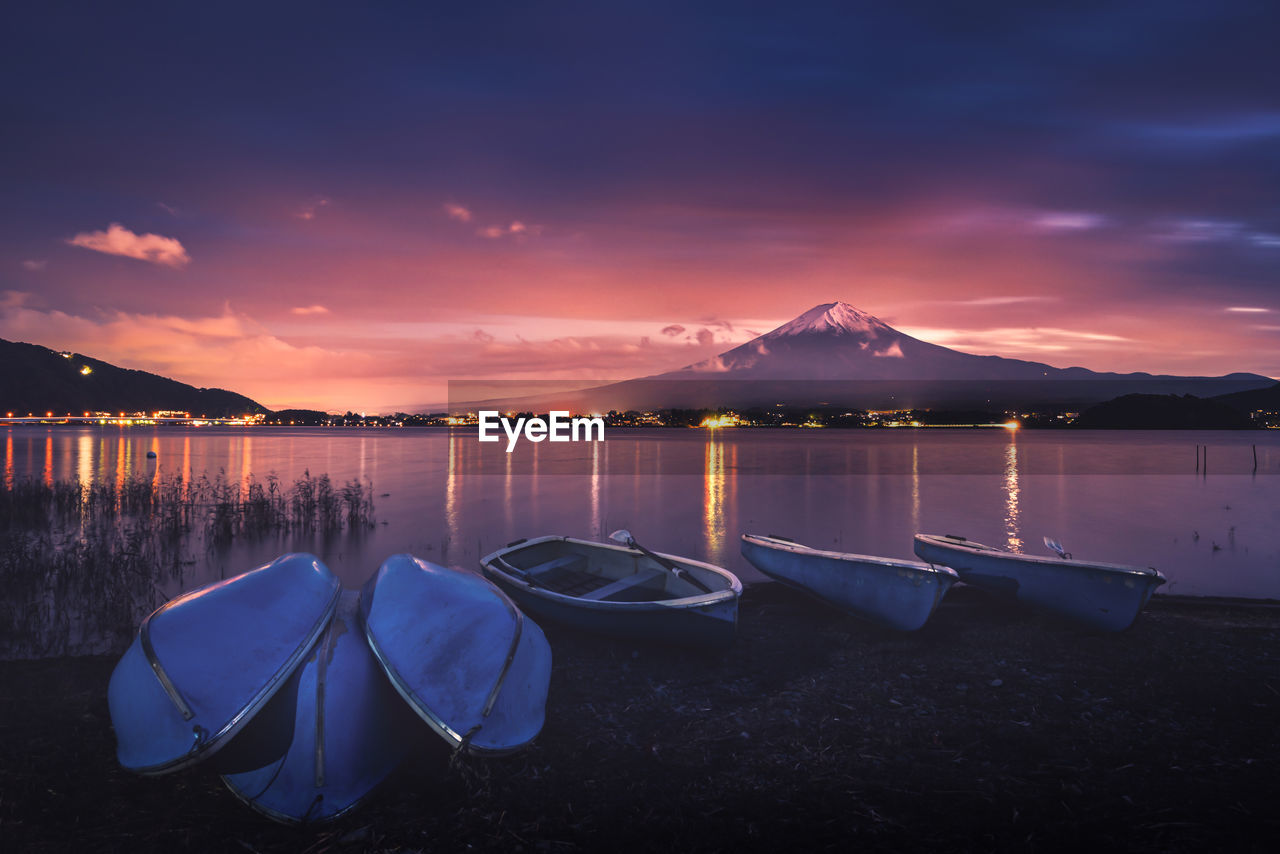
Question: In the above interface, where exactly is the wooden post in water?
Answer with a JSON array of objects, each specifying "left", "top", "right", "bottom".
[
  {"left": 1254, "top": 444, "right": 1258, "bottom": 474},
  {"left": 1195, "top": 444, "right": 1200, "bottom": 472}
]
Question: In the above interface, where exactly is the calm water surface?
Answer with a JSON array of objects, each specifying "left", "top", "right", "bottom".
[{"left": 5, "top": 425, "right": 1278, "bottom": 607}]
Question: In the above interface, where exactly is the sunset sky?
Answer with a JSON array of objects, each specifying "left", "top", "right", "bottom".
[{"left": 3, "top": 2, "right": 1279, "bottom": 411}]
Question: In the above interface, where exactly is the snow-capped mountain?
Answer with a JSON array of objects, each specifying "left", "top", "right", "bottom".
[
  {"left": 457, "top": 302, "right": 1272, "bottom": 412},
  {"left": 762, "top": 302, "right": 895, "bottom": 338},
  {"left": 664, "top": 301, "right": 1264, "bottom": 383}
]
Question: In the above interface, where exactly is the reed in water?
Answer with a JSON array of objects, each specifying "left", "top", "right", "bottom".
[{"left": 0, "top": 471, "right": 375, "bottom": 658}]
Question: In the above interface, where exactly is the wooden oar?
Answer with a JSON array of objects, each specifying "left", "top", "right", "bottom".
[{"left": 608, "top": 529, "right": 713, "bottom": 594}]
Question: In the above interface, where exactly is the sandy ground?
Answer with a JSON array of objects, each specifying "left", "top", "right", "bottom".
[{"left": 2, "top": 584, "right": 1278, "bottom": 853}]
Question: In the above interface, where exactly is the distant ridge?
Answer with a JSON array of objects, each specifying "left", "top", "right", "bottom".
[
  {"left": 1075, "top": 393, "right": 1256, "bottom": 429},
  {"left": 0, "top": 338, "right": 268, "bottom": 417},
  {"left": 1213, "top": 381, "right": 1280, "bottom": 413}
]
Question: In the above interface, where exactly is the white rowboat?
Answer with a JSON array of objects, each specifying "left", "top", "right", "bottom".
[
  {"left": 740, "top": 534, "right": 958, "bottom": 631},
  {"left": 913, "top": 534, "right": 1165, "bottom": 631}
]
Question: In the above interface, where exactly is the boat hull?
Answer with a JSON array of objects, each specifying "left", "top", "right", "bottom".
[
  {"left": 740, "top": 534, "right": 957, "bottom": 631},
  {"left": 913, "top": 534, "right": 1165, "bottom": 632},
  {"left": 481, "top": 536, "right": 742, "bottom": 648},
  {"left": 108, "top": 553, "right": 341, "bottom": 775},
  {"left": 222, "top": 591, "right": 417, "bottom": 824},
  {"left": 361, "top": 554, "right": 552, "bottom": 756}
]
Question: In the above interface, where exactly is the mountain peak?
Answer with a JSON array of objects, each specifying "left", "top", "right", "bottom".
[{"left": 765, "top": 302, "right": 889, "bottom": 338}]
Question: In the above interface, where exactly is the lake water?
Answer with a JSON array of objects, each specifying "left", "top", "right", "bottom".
[{"left": 4, "top": 425, "right": 1279, "bottom": 656}]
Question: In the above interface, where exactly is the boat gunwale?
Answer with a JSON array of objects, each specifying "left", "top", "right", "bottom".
[
  {"left": 221, "top": 777, "right": 379, "bottom": 826},
  {"left": 480, "top": 535, "right": 743, "bottom": 613},
  {"left": 742, "top": 533, "right": 959, "bottom": 580},
  {"left": 132, "top": 554, "right": 342, "bottom": 776},
  {"left": 914, "top": 534, "right": 1166, "bottom": 583}
]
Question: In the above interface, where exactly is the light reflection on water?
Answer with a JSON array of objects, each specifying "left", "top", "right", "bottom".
[
  {"left": 590, "top": 439, "right": 602, "bottom": 540},
  {"left": 703, "top": 434, "right": 724, "bottom": 562},
  {"left": 1004, "top": 438, "right": 1022, "bottom": 552},
  {"left": 3, "top": 423, "right": 1280, "bottom": 655},
  {"left": 911, "top": 443, "right": 920, "bottom": 536},
  {"left": 445, "top": 429, "right": 460, "bottom": 548}
]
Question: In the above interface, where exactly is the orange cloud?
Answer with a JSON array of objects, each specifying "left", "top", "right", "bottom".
[{"left": 67, "top": 223, "right": 189, "bottom": 267}]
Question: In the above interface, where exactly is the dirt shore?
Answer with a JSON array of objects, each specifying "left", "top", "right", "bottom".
[{"left": 2, "top": 584, "right": 1278, "bottom": 853}]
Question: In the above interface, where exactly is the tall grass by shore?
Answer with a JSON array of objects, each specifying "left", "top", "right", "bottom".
[{"left": 0, "top": 471, "right": 375, "bottom": 658}]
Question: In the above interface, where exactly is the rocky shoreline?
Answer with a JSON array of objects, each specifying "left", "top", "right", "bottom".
[{"left": 3, "top": 584, "right": 1278, "bottom": 852}]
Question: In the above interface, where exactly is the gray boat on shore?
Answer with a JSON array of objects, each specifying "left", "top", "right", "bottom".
[
  {"left": 741, "top": 534, "right": 958, "bottom": 631},
  {"left": 913, "top": 533, "right": 1166, "bottom": 631}
]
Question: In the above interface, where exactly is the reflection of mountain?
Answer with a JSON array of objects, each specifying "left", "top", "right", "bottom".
[
  {"left": 0, "top": 338, "right": 268, "bottom": 417},
  {"left": 454, "top": 302, "right": 1273, "bottom": 412}
]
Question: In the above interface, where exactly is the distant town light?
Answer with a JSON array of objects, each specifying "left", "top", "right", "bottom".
[
  {"left": 700, "top": 413, "right": 743, "bottom": 428},
  {"left": 1004, "top": 420, "right": 1020, "bottom": 430},
  {"left": 80, "top": 365, "right": 93, "bottom": 375}
]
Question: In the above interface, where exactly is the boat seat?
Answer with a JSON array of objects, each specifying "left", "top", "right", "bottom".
[
  {"left": 580, "top": 568, "right": 667, "bottom": 601},
  {"left": 525, "top": 554, "right": 588, "bottom": 578}
]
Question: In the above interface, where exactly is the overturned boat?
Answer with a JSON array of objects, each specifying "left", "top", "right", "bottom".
[
  {"left": 741, "top": 534, "right": 958, "bottom": 631},
  {"left": 222, "top": 591, "right": 418, "bottom": 824},
  {"left": 480, "top": 532, "right": 742, "bottom": 647},
  {"left": 361, "top": 554, "right": 552, "bottom": 755},
  {"left": 108, "top": 553, "right": 341, "bottom": 775},
  {"left": 913, "top": 534, "right": 1166, "bottom": 631}
]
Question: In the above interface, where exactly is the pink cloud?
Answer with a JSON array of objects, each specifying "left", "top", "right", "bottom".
[
  {"left": 0, "top": 296, "right": 731, "bottom": 411},
  {"left": 478, "top": 220, "right": 541, "bottom": 239},
  {"left": 290, "top": 305, "right": 331, "bottom": 316},
  {"left": 687, "top": 355, "right": 731, "bottom": 373},
  {"left": 444, "top": 202, "right": 472, "bottom": 223},
  {"left": 67, "top": 223, "right": 190, "bottom": 267},
  {"left": 297, "top": 198, "right": 330, "bottom": 220},
  {"left": 872, "top": 341, "right": 904, "bottom": 358}
]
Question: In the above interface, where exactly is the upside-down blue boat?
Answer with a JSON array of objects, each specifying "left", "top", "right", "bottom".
[
  {"left": 913, "top": 534, "right": 1166, "bottom": 631},
  {"left": 222, "top": 590, "right": 419, "bottom": 824},
  {"left": 108, "top": 553, "right": 341, "bottom": 775},
  {"left": 740, "top": 534, "right": 958, "bottom": 631},
  {"left": 361, "top": 554, "right": 553, "bottom": 755}
]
